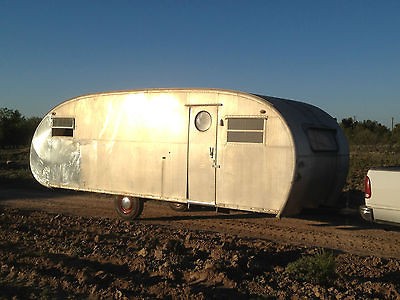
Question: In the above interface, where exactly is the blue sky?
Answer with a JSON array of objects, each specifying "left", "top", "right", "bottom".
[{"left": 1, "top": 0, "right": 399, "bottom": 127}]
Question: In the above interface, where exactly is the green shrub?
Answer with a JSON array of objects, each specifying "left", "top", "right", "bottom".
[{"left": 285, "top": 249, "right": 336, "bottom": 285}]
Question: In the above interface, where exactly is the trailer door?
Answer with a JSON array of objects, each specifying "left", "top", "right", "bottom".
[{"left": 187, "top": 105, "right": 219, "bottom": 205}]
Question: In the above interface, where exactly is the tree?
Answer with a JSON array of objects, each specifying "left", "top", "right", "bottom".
[
  {"left": 392, "top": 124, "right": 400, "bottom": 145},
  {"left": 0, "top": 108, "right": 40, "bottom": 147},
  {"left": 340, "top": 117, "right": 356, "bottom": 129},
  {"left": 340, "top": 117, "right": 392, "bottom": 145}
]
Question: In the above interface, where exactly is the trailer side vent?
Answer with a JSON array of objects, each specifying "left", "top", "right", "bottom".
[
  {"left": 307, "top": 128, "right": 338, "bottom": 152},
  {"left": 52, "top": 117, "right": 75, "bottom": 137},
  {"left": 227, "top": 118, "right": 265, "bottom": 143}
]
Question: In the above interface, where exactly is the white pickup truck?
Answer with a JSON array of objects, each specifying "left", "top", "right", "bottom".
[{"left": 360, "top": 167, "right": 400, "bottom": 225}]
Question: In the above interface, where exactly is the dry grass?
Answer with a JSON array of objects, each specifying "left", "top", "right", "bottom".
[
  {"left": 0, "top": 147, "right": 39, "bottom": 188},
  {"left": 346, "top": 144, "right": 400, "bottom": 191}
]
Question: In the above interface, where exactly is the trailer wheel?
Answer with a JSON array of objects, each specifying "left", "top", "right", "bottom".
[
  {"left": 114, "top": 196, "right": 144, "bottom": 220},
  {"left": 168, "top": 202, "right": 188, "bottom": 212}
]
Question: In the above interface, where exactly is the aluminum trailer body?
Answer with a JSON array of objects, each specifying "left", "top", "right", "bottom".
[{"left": 30, "top": 88, "right": 349, "bottom": 217}]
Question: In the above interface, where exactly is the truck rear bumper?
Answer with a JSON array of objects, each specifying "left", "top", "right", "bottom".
[{"left": 359, "top": 205, "right": 374, "bottom": 222}]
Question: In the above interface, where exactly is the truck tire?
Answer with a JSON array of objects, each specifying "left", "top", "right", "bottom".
[{"left": 114, "top": 196, "right": 144, "bottom": 220}]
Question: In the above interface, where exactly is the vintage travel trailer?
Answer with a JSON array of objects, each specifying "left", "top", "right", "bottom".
[{"left": 30, "top": 88, "right": 349, "bottom": 219}]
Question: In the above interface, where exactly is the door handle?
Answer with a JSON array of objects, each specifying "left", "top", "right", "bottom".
[{"left": 209, "top": 147, "right": 214, "bottom": 159}]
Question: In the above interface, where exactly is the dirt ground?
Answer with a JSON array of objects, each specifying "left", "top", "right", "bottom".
[{"left": 1, "top": 188, "right": 400, "bottom": 299}]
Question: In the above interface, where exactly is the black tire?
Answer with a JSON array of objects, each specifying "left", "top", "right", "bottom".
[
  {"left": 168, "top": 202, "right": 188, "bottom": 212},
  {"left": 114, "top": 196, "right": 144, "bottom": 220}
]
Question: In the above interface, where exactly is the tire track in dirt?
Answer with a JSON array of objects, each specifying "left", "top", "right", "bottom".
[
  {"left": 2, "top": 188, "right": 400, "bottom": 259},
  {"left": 154, "top": 215, "right": 400, "bottom": 259}
]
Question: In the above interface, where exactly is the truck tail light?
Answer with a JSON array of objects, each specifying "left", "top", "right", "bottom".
[{"left": 364, "top": 175, "right": 372, "bottom": 199}]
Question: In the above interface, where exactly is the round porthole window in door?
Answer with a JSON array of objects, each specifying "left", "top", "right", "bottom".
[{"left": 195, "top": 111, "right": 212, "bottom": 132}]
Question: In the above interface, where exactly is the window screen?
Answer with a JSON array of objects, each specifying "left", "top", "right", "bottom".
[
  {"left": 52, "top": 117, "right": 75, "bottom": 137},
  {"left": 227, "top": 118, "right": 265, "bottom": 143},
  {"left": 52, "top": 117, "right": 74, "bottom": 128},
  {"left": 307, "top": 128, "right": 338, "bottom": 152}
]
